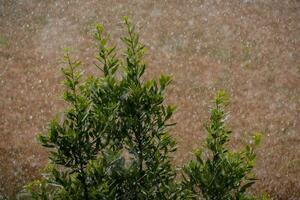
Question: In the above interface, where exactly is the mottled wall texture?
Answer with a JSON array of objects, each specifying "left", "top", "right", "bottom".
[{"left": 0, "top": 0, "right": 299, "bottom": 199}]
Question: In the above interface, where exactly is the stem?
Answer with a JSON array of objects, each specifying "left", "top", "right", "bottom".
[
  {"left": 136, "top": 131, "right": 143, "bottom": 174},
  {"left": 79, "top": 163, "right": 89, "bottom": 200}
]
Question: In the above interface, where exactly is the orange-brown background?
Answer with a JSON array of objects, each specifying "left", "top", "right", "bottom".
[{"left": 0, "top": 0, "right": 299, "bottom": 199}]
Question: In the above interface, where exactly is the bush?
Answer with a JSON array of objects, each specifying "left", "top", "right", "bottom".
[
  {"left": 183, "top": 91, "right": 262, "bottom": 200},
  {"left": 20, "top": 18, "right": 265, "bottom": 200}
]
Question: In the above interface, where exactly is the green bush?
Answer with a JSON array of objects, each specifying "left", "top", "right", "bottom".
[
  {"left": 20, "top": 18, "right": 266, "bottom": 200},
  {"left": 183, "top": 91, "right": 262, "bottom": 200}
]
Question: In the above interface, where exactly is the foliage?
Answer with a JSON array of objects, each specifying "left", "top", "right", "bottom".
[
  {"left": 183, "top": 91, "right": 262, "bottom": 200},
  {"left": 21, "top": 18, "right": 265, "bottom": 200},
  {"left": 20, "top": 17, "right": 177, "bottom": 200}
]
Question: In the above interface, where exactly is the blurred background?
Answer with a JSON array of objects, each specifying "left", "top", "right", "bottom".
[{"left": 0, "top": 0, "right": 299, "bottom": 199}]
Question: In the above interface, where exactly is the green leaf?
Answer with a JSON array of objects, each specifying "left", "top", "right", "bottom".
[
  {"left": 240, "top": 181, "right": 255, "bottom": 194},
  {"left": 159, "top": 75, "right": 172, "bottom": 91}
]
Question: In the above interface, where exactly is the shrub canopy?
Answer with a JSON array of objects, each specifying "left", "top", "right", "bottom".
[{"left": 21, "top": 18, "right": 264, "bottom": 200}]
